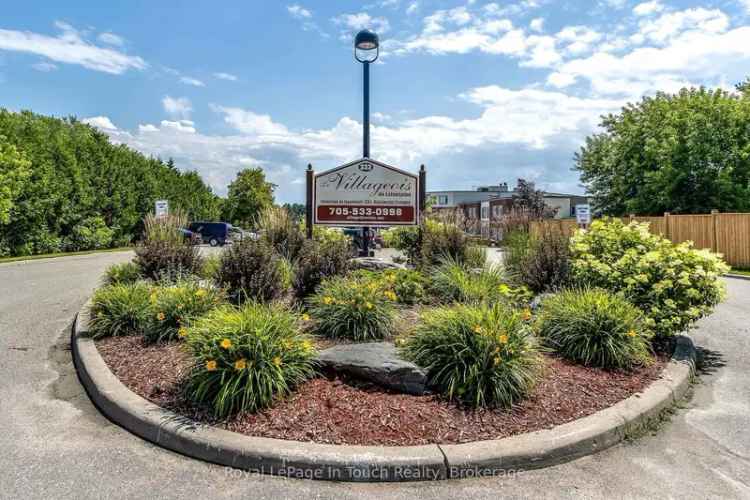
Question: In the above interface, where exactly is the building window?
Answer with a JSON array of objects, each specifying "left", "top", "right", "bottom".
[{"left": 481, "top": 207, "right": 489, "bottom": 219}]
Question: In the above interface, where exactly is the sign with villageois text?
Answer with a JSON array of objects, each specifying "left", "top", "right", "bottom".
[{"left": 314, "top": 158, "right": 419, "bottom": 227}]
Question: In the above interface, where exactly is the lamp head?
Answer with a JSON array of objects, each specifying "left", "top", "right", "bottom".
[{"left": 354, "top": 29, "right": 379, "bottom": 63}]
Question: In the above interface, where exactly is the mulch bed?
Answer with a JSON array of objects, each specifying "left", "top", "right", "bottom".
[{"left": 96, "top": 336, "right": 666, "bottom": 446}]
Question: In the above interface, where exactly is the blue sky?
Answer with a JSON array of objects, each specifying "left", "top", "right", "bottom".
[{"left": 1, "top": 0, "right": 749, "bottom": 203}]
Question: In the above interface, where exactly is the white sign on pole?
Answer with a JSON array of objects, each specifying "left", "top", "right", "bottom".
[
  {"left": 576, "top": 204, "right": 591, "bottom": 225},
  {"left": 313, "top": 158, "right": 419, "bottom": 227},
  {"left": 155, "top": 200, "right": 169, "bottom": 218}
]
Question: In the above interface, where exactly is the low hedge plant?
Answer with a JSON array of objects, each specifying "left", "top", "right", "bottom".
[
  {"left": 401, "top": 303, "right": 543, "bottom": 408},
  {"left": 536, "top": 289, "right": 653, "bottom": 370},
  {"left": 307, "top": 276, "right": 396, "bottom": 341},
  {"left": 570, "top": 218, "right": 728, "bottom": 337},
  {"left": 144, "top": 281, "right": 225, "bottom": 343},
  {"left": 88, "top": 282, "right": 152, "bottom": 339},
  {"left": 350, "top": 268, "right": 428, "bottom": 305},
  {"left": 185, "top": 303, "right": 317, "bottom": 417},
  {"left": 103, "top": 262, "right": 142, "bottom": 285}
]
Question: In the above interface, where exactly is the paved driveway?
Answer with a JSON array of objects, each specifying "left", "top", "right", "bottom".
[{"left": 1, "top": 253, "right": 748, "bottom": 499}]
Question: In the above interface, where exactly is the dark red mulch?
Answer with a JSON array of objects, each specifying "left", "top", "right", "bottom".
[{"left": 96, "top": 336, "right": 666, "bottom": 446}]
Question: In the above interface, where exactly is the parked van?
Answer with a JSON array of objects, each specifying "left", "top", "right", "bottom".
[{"left": 187, "top": 222, "right": 233, "bottom": 247}]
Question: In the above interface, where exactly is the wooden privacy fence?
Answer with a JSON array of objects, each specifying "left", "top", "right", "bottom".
[{"left": 531, "top": 212, "right": 750, "bottom": 268}]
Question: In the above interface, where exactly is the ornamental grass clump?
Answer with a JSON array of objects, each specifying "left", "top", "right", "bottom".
[
  {"left": 88, "top": 282, "right": 151, "bottom": 339},
  {"left": 536, "top": 289, "right": 653, "bottom": 370},
  {"left": 351, "top": 268, "right": 428, "bottom": 305},
  {"left": 135, "top": 212, "right": 203, "bottom": 281},
  {"left": 429, "top": 257, "right": 508, "bottom": 305},
  {"left": 401, "top": 303, "right": 543, "bottom": 408},
  {"left": 292, "top": 237, "right": 352, "bottom": 299},
  {"left": 103, "top": 261, "right": 142, "bottom": 285},
  {"left": 308, "top": 276, "right": 396, "bottom": 341},
  {"left": 144, "top": 281, "right": 225, "bottom": 343},
  {"left": 185, "top": 303, "right": 317, "bottom": 417},
  {"left": 570, "top": 218, "right": 729, "bottom": 337}
]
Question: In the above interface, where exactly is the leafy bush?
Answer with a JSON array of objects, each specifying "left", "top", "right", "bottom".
[
  {"left": 308, "top": 276, "right": 396, "bottom": 341},
  {"left": 87, "top": 282, "right": 151, "bottom": 339},
  {"left": 185, "top": 303, "right": 317, "bottom": 417},
  {"left": 504, "top": 227, "right": 570, "bottom": 293},
  {"left": 536, "top": 289, "right": 652, "bottom": 369},
  {"left": 570, "top": 218, "right": 728, "bottom": 337},
  {"left": 430, "top": 257, "right": 506, "bottom": 305},
  {"left": 351, "top": 268, "right": 428, "bottom": 305},
  {"left": 64, "top": 216, "right": 114, "bottom": 251},
  {"left": 419, "top": 218, "right": 470, "bottom": 268},
  {"left": 292, "top": 238, "right": 351, "bottom": 298},
  {"left": 198, "top": 254, "right": 222, "bottom": 282},
  {"left": 257, "top": 206, "right": 306, "bottom": 261},
  {"left": 381, "top": 226, "right": 420, "bottom": 261},
  {"left": 103, "top": 262, "right": 142, "bottom": 285},
  {"left": 135, "top": 212, "right": 203, "bottom": 281},
  {"left": 401, "top": 303, "right": 543, "bottom": 408},
  {"left": 144, "top": 281, "right": 225, "bottom": 343},
  {"left": 218, "top": 239, "right": 283, "bottom": 303}
]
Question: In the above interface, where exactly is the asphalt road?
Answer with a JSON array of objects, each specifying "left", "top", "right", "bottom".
[{"left": 1, "top": 252, "right": 749, "bottom": 499}]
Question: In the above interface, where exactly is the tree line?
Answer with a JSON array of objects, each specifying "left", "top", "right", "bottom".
[{"left": 0, "top": 109, "right": 224, "bottom": 256}]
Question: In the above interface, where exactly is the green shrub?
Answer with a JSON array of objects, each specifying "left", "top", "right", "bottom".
[
  {"left": 401, "top": 303, "right": 543, "bottom": 408},
  {"left": 570, "top": 218, "right": 729, "bottom": 337},
  {"left": 218, "top": 239, "right": 283, "bottom": 303},
  {"left": 103, "top": 262, "right": 142, "bottom": 285},
  {"left": 350, "top": 269, "right": 428, "bottom": 305},
  {"left": 198, "top": 254, "right": 222, "bottom": 282},
  {"left": 536, "top": 289, "right": 652, "bottom": 369},
  {"left": 64, "top": 216, "right": 114, "bottom": 251},
  {"left": 308, "top": 276, "right": 396, "bottom": 341},
  {"left": 292, "top": 238, "right": 351, "bottom": 298},
  {"left": 419, "top": 218, "right": 470, "bottom": 268},
  {"left": 135, "top": 212, "right": 203, "bottom": 281},
  {"left": 382, "top": 226, "right": 420, "bottom": 261},
  {"left": 464, "top": 245, "right": 488, "bottom": 268},
  {"left": 257, "top": 206, "right": 306, "bottom": 261},
  {"left": 144, "top": 281, "right": 225, "bottom": 343},
  {"left": 430, "top": 257, "right": 506, "bottom": 305},
  {"left": 88, "top": 282, "right": 151, "bottom": 339},
  {"left": 504, "top": 227, "right": 570, "bottom": 293},
  {"left": 185, "top": 303, "right": 317, "bottom": 417}
]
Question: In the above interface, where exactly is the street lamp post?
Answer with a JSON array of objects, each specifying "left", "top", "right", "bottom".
[{"left": 354, "top": 29, "right": 379, "bottom": 257}]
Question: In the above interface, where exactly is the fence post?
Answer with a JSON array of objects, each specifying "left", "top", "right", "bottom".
[
  {"left": 664, "top": 212, "right": 671, "bottom": 241},
  {"left": 711, "top": 209, "right": 719, "bottom": 253},
  {"left": 629, "top": 213, "right": 635, "bottom": 223}
]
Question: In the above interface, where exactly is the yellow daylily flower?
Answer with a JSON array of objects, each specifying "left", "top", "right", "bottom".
[
  {"left": 178, "top": 327, "right": 188, "bottom": 338},
  {"left": 234, "top": 358, "right": 247, "bottom": 371},
  {"left": 220, "top": 338, "right": 232, "bottom": 349},
  {"left": 498, "top": 334, "right": 509, "bottom": 344},
  {"left": 323, "top": 296, "right": 333, "bottom": 305},
  {"left": 156, "top": 312, "right": 165, "bottom": 321},
  {"left": 301, "top": 313, "right": 311, "bottom": 322},
  {"left": 205, "top": 360, "right": 217, "bottom": 371},
  {"left": 273, "top": 356, "right": 283, "bottom": 367}
]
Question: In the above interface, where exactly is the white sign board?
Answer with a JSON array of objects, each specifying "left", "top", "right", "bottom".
[
  {"left": 314, "top": 158, "right": 419, "bottom": 227},
  {"left": 576, "top": 204, "right": 591, "bottom": 225},
  {"left": 155, "top": 200, "right": 169, "bottom": 218}
]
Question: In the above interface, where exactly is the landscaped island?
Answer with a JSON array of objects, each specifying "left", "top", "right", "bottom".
[{"left": 85, "top": 208, "right": 728, "bottom": 446}]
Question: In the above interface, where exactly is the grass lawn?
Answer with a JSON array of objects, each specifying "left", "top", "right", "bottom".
[
  {"left": 730, "top": 268, "right": 750, "bottom": 277},
  {"left": 0, "top": 246, "right": 133, "bottom": 264}
]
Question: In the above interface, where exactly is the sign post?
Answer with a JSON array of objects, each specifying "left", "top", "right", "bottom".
[
  {"left": 155, "top": 200, "right": 169, "bottom": 218},
  {"left": 313, "top": 159, "right": 419, "bottom": 228}
]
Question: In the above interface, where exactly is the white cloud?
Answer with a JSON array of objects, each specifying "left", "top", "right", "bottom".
[
  {"left": 213, "top": 72, "right": 238, "bottom": 81},
  {"left": 180, "top": 76, "right": 205, "bottom": 87},
  {"left": 287, "top": 4, "right": 312, "bottom": 19},
  {"left": 162, "top": 96, "right": 193, "bottom": 119},
  {"left": 96, "top": 84, "right": 618, "bottom": 200},
  {"left": 0, "top": 22, "right": 146, "bottom": 74},
  {"left": 82, "top": 116, "right": 118, "bottom": 131},
  {"left": 530, "top": 18, "right": 544, "bottom": 32},
  {"left": 406, "top": 2, "right": 419, "bottom": 15},
  {"left": 633, "top": 1, "right": 664, "bottom": 17},
  {"left": 31, "top": 61, "right": 58, "bottom": 72},
  {"left": 333, "top": 12, "right": 391, "bottom": 35},
  {"left": 97, "top": 32, "right": 124, "bottom": 46},
  {"left": 548, "top": 7, "right": 746, "bottom": 96}
]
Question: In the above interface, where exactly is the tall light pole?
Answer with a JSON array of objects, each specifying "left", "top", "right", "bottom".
[{"left": 354, "top": 29, "right": 379, "bottom": 256}]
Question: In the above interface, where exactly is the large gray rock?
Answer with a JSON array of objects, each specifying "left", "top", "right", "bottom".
[
  {"left": 316, "top": 342, "right": 428, "bottom": 395},
  {"left": 349, "top": 257, "right": 406, "bottom": 271}
]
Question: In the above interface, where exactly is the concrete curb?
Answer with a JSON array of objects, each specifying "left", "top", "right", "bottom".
[
  {"left": 72, "top": 301, "right": 696, "bottom": 482},
  {"left": 725, "top": 273, "right": 750, "bottom": 282}
]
